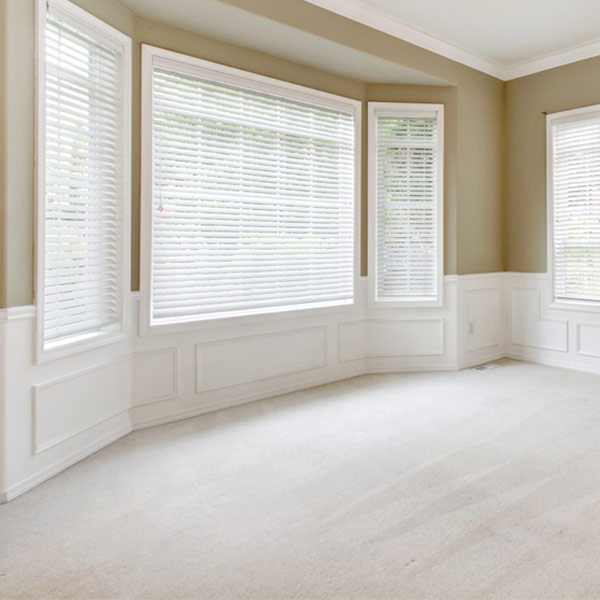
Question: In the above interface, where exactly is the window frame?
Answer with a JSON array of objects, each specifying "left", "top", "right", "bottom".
[
  {"left": 367, "top": 102, "right": 444, "bottom": 309},
  {"left": 546, "top": 104, "right": 600, "bottom": 313},
  {"left": 35, "top": 0, "right": 132, "bottom": 362},
  {"left": 140, "top": 44, "right": 361, "bottom": 335}
]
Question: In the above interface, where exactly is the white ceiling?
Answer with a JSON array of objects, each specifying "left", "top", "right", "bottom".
[
  {"left": 357, "top": 0, "right": 600, "bottom": 65},
  {"left": 306, "top": 0, "right": 600, "bottom": 79},
  {"left": 117, "top": 0, "right": 448, "bottom": 85}
]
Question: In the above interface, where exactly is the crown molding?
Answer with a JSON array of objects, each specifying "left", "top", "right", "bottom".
[
  {"left": 304, "top": 0, "right": 600, "bottom": 82},
  {"left": 304, "top": 0, "right": 504, "bottom": 79},
  {"left": 503, "top": 37, "right": 600, "bottom": 80}
]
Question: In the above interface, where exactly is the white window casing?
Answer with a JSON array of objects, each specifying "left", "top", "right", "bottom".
[
  {"left": 36, "top": 0, "right": 131, "bottom": 360},
  {"left": 547, "top": 105, "right": 600, "bottom": 310},
  {"left": 141, "top": 46, "right": 361, "bottom": 331},
  {"left": 368, "top": 102, "right": 444, "bottom": 307}
]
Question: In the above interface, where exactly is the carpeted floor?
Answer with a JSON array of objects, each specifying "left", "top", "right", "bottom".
[{"left": 2, "top": 359, "right": 600, "bottom": 599}]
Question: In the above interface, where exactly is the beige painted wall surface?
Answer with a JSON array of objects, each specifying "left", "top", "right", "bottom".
[
  {"left": 1, "top": 0, "right": 35, "bottom": 308},
  {"left": 0, "top": 0, "right": 505, "bottom": 307},
  {"left": 220, "top": 0, "right": 506, "bottom": 275},
  {"left": 506, "top": 57, "right": 600, "bottom": 272},
  {"left": 0, "top": 0, "right": 6, "bottom": 306}
]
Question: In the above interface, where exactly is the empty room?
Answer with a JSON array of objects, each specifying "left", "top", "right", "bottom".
[{"left": 2, "top": 0, "right": 600, "bottom": 598}]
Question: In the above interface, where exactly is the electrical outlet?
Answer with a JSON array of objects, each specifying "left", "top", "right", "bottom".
[{"left": 468, "top": 321, "right": 475, "bottom": 335}]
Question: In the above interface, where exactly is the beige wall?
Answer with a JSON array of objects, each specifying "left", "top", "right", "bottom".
[
  {"left": 505, "top": 57, "right": 600, "bottom": 272},
  {"left": 0, "top": 0, "right": 507, "bottom": 307},
  {"left": 0, "top": 0, "right": 6, "bottom": 306},
  {"left": 221, "top": 0, "right": 506, "bottom": 275},
  {"left": 1, "top": 0, "right": 36, "bottom": 308}
]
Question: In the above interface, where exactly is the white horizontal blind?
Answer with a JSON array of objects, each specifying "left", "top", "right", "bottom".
[
  {"left": 374, "top": 112, "right": 439, "bottom": 301},
  {"left": 150, "top": 63, "right": 356, "bottom": 323},
  {"left": 42, "top": 3, "right": 126, "bottom": 345},
  {"left": 552, "top": 114, "right": 600, "bottom": 304}
]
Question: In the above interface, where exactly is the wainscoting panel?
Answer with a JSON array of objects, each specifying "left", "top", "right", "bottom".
[
  {"left": 364, "top": 319, "right": 444, "bottom": 357},
  {"left": 510, "top": 287, "right": 568, "bottom": 352},
  {"left": 337, "top": 321, "right": 365, "bottom": 363},
  {"left": 464, "top": 288, "right": 501, "bottom": 352},
  {"left": 456, "top": 273, "right": 506, "bottom": 369},
  {"left": 577, "top": 323, "right": 600, "bottom": 358},
  {"left": 0, "top": 307, "right": 132, "bottom": 503},
  {"left": 195, "top": 326, "right": 328, "bottom": 392},
  {"left": 132, "top": 348, "right": 178, "bottom": 407},
  {"left": 505, "top": 273, "right": 600, "bottom": 374},
  {"left": 33, "top": 358, "right": 131, "bottom": 454}
]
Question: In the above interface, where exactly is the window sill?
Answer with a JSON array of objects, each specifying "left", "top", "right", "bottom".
[
  {"left": 549, "top": 299, "right": 600, "bottom": 314},
  {"left": 139, "top": 298, "right": 358, "bottom": 337},
  {"left": 36, "top": 328, "right": 128, "bottom": 364},
  {"left": 368, "top": 298, "right": 443, "bottom": 309}
]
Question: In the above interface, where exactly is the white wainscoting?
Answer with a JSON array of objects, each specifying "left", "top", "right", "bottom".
[
  {"left": 505, "top": 272, "right": 600, "bottom": 374},
  {"left": 457, "top": 273, "right": 506, "bottom": 369},
  {"left": 33, "top": 358, "right": 131, "bottom": 454},
  {"left": 0, "top": 306, "right": 132, "bottom": 503},
  {"left": 0, "top": 273, "right": 508, "bottom": 502}
]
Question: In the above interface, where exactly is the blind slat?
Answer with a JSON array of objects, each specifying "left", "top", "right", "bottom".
[
  {"left": 552, "top": 116, "right": 600, "bottom": 304},
  {"left": 43, "top": 7, "right": 126, "bottom": 345},
  {"left": 375, "top": 113, "right": 440, "bottom": 301},
  {"left": 150, "top": 62, "right": 356, "bottom": 323}
]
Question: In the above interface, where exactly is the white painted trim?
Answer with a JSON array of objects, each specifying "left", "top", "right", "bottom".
[
  {"left": 0, "top": 421, "right": 131, "bottom": 504},
  {"left": 32, "top": 356, "right": 131, "bottom": 454},
  {"left": 0, "top": 306, "right": 36, "bottom": 322},
  {"left": 139, "top": 44, "right": 362, "bottom": 336},
  {"left": 455, "top": 271, "right": 505, "bottom": 281},
  {"left": 546, "top": 105, "right": 600, "bottom": 313},
  {"left": 505, "top": 38, "right": 600, "bottom": 80},
  {"left": 504, "top": 272, "right": 549, "bottom": 280},
  {"left": 34, "top": 0, "right": 132, "bottom": 364},
  {"left": 132, "top": 366, "right": 365, "bottom": 431},
  {"left": 303, "top": 0, "right": 502, "bottom": 79},
  {"left": 194, "top": 325, "right": 328, "bottom": 393},
  {"left": 368, "top": 102, "right": 444, "bottom": 308},
  {"left": 132, "top": 347, "right": 179, "bottom": 407},
  {"left": 575, "top": 322, "right": 600, "bottom": 359},
  {"left": 304, "top": 0, "right": 600, "bottom": 81}
]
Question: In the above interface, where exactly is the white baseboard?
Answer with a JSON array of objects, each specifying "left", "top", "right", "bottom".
[
  {"left": 0, "top": 419, "right": 131, "bottom": 504},
  {"left": 132, "top": 365, "right": 365, "bottom": 430}
]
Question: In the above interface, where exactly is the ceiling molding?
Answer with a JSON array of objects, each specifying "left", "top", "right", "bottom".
[
  {"left": 503, "top": 37, "right": 600, "bottom": 80},
  {"left": 304, "top": 0, "right": 600, "bottom": 81},
  {"left": 304, "top": 0, "right": 504, "bottom": 79}
]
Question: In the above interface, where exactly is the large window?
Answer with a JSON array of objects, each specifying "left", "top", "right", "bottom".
[
  {"left": 141, "top": 46, "right": 360, "bottom": 328},
  {"left": 37, "top": 0, "right": 131, "bottom": 355},
  {"left": 548, "top": 105, "right": 600, "bottom": 307},
  {"left": 368, "top": 103, "right": 443, "bottom": 307}
]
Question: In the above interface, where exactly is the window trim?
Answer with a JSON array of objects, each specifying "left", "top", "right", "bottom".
[
  {"left": 139, "top": 44, "right": 361, "bottom": 335},
  {"left": 367, "top": 102, "right": 444, "bottom": 309},
  {"left": 546, "top": 104, "right": 600, "bottom": 313},
  {"left": 34, "top": 0, "right": 132, "bottom": 363}
]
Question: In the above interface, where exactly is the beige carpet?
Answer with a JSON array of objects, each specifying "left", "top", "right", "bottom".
[{"left": 2, "top": 359, "right": 600, "bottom": 599}]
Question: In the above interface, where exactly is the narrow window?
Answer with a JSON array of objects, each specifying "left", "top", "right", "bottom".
[
  {"left": 548, "top": 106, "right": 600, "bottom": 307},
  {"left": 369, "top": 103, "right": 444, "bottom": 306},
  {"left": 38, "top": 0, "right": 131, "bottom": 354}
]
